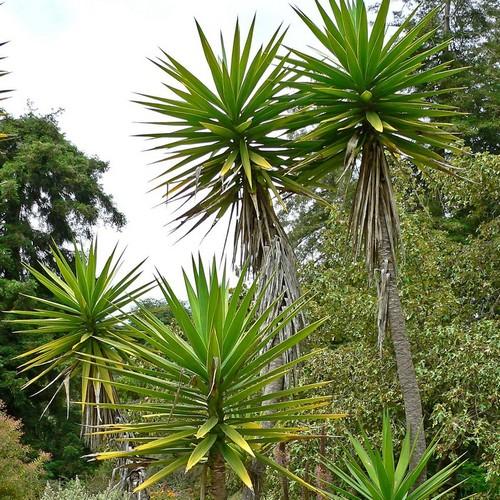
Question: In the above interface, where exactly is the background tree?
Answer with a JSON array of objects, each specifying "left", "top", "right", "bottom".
[
  {"left": 289, "top": 0, "right": 463, "bottom": 471},
  {"left": 132, "top": 298, "right": 176, "bottom": 327},
  {"left": 394, "top": 0, "right": 499, "bottom": 153},
  {"left": 0, "top": 109, "right": 126, "bottom": 479},
  {"left": 0, "top": 110, "right": 125, "bottom": 281},
  {"left": 276, "top": 151, "right": 499, "bottom": 499}
]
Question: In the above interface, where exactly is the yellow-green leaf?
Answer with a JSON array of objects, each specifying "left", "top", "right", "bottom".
[
  {"left": 220, "top": 149, "right": 238, "bottom": 176},
  {"left": 239, "top": 140, "right": 252, "bottom": 188},
  {"left": 360, "top": 90, "right": 372, "bottom": 102},
  {"left": 200, "top": 121, "right": 235, "bottom": 138},
  {"left": 134, "top": 428, "right": 195, "bottom": 451},
  {"left": 382, "top": 121, "right": 397, "bottom": 132},
  {"left": 366, "top": 111, "right": 384, "bottom": 132},
  {"left": 221, "top": 444, "right": 253, "bottom": 490},
  {"left": 134, "top": 456, "right": 188, "bottom": 492},
  {"left": 249, "top": 151, "right": 272, "bottom": 170},
  {"left": 235, "top": 118, "right": 252, "bottom": 133},
  {"left": 95, "top": 449, "right": 137, "bottom": 461},
  {"left": 186, "top": 434, "right": 217, "bottom": 471},
  {"left": 220, "top": 424, "right": 255, "bottom": 457},
  {"left": 196, "top": 416, "right": 219, "bottom": 439}
]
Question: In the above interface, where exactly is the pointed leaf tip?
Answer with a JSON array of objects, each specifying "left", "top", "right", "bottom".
[{"left": 366, "top": 111, "right": 383, "bottom": 132}]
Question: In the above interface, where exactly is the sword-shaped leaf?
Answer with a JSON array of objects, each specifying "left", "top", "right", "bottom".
[
  {"left": 8, "top": 241, "right": 150, "bottom": 447},
  {"left": 83, "top": 259, "right": 342, "bottom": 495}
]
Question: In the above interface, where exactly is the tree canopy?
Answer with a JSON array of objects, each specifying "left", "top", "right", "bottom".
[
  {"left": 394, "top": 0, "right": 499, "bottom": 153},
  {"left": 0, "top": 109, "right": 126, "bottom": 479}
]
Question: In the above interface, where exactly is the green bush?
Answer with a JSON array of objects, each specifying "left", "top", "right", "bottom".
[
  {"left": 0, "top": 401, "right": 49, "bottom": 500},
  {"left": 40, "top": 477, "right": 129, "bottom": 500}
]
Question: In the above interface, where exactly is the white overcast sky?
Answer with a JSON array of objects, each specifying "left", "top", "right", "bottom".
[{"left": 3, "top": 0, "right": 393, "bottom": 295}]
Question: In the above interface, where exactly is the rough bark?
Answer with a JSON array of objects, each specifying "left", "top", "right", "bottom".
[
  {"left": 353, "top": 141, "right": 426, "bottom": 475},
  {"left": 378, "top": 201, "right": 427, "bottom": 476},
  {"left": 240, "top": 189, "right": 303, "bottom": 499},
  {"left": 209, "top": 451, "right": 226, "bottom": 500}
]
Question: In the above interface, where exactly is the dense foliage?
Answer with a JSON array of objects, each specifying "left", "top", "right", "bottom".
[
  {"left": 0, "top": 401, "right": 49, "bottom": 500},
  {"left": 394, "top": 0, "right": 499, "bottom": 153},
  {"left": 278, "top": 151, "right": 499, "bottom": 498},
  {"left": 0, "top": 111, "right": 126, "bottom": 479}
]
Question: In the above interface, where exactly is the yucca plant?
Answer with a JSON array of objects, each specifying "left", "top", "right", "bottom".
[
  {"left": 8, "top": 242, "right": 151, "bottom": 447},
  {"left": 87, "top": 258, "right": 343, "bottom": 498},
  {"left": 136, "top": 18, "right": 323, "bottom": 363},
  {"left": 138, "top": 20, "right": 324, "bottom": 496},
  {"left": 136, "top": 18, "right": 318, "bottom": 270},
  {"left": 289, "top": 0, "right": 464, "bottom": 469},
  {"left": 322, "top": 412, "right": 464, "bottom": 499}
]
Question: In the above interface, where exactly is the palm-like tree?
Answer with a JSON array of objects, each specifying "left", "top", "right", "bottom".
[
  {"left": 136, "top": 18, "right": 317, "bottom": 272},
  {"left": 289, "top": 0, "right": 463, "bottom": 469},
  {"left": 88, "top": 258, "right": 342, "bottom": 498},
  {"left": 9, "top": 242, "right": 150, "bottom": 448},
  {"left": 137, "top": 20, "right": 322, "bottom": 496},
  {"left": 136, "top": 18, "right": 322, "bottom": 355}
]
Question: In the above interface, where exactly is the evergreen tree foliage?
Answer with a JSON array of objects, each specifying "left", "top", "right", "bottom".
[
  {"left": 394, "top": 0, "right": 500, "bottom": 153},
  {"left": 0, "top": 110, "right": 126, "bottom": 478},
  {"left": 278, "top": 152, "right": 499, "bottom": 498}
]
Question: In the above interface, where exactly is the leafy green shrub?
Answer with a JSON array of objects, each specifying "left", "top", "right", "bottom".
[
  {"left": 40, "top": 477, "right": 129, "bottom": 500},
  {"left": 0, "top": 401, "right": 49, "bottom": 500},
  {"left": 279, "top": 164, "right": 499, "bottom": 498}
]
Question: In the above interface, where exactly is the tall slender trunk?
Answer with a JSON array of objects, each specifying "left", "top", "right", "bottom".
[
  {"left": 354, "top": 141, "right": 427, "bottom": 474},
  {"left": 240, "top": 187, "right": 303, "bottom": 499},
  {"left": 443, "top": 0, "right": 451, "bottom": 35},
  {"left": 209, "top": 450, "right": 226, "bottom": 500},
  {"left": 378, "top": 188, "right": 426, "bottom": 475}
]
